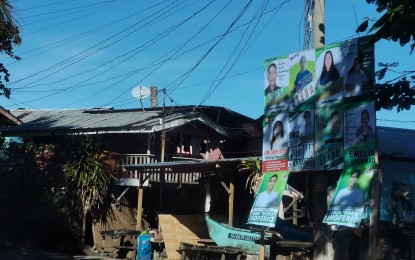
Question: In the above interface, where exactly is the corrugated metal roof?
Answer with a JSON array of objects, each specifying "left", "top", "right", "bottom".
[
  {"left": 1, "top": 106, "right": 255, "bottom": 137},
  {"left": 377, "top": 126, "right": 415, "bottom": 160}
]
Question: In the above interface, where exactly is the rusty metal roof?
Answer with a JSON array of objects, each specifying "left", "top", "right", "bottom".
[{"left": 1, "top": 106, "right": 255, "bottom": 137}]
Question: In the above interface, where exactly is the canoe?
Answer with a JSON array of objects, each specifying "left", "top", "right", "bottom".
[
  {"left": 205, "top": 214, "right": 313, "bottom": 254},
  {"left": 205, "top": 214, "right": 270, "bottom": 253}
]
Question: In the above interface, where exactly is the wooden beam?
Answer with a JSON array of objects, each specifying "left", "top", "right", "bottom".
[
  {"left": 229, "top": 172, "right": 234, "bottom": 226},
  {"left": 220, "top": 181, "right": 230, "bottom": 194},
  {"left": 368, "top": 169, "right": 381, "bottom": 258},
  {"left": 137, "top": 187, "right": 143, "bottom": 230},
  {"left": 259, "top": 227, "right": 265, "bottom": 260}
]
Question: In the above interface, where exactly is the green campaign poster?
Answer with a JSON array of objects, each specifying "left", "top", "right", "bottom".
[
  {"left": 288, "top": 49, "right": 316, "bottom": 111},
  {"left": 342, "top": 36, "right": 375, "bottom": 98},
  {"left": 264, "top": 55, "right": 290, "bottom": 115},
  {"left": 323, "top": 166, "right": 375, "bottom": 228},
  {"left": 344, "top": 100, "right": 376, "bottom": 167},
  {"left": 247, "top": 171, "right": 290, "bottom": 227},
  {"left": 288, "top": 110, "right": 315, "bottom": 170},
  {"left": 315, "top": 43, "right": 344, "bottom": 108},
  {"left": 315, "top": 105, "right": 344, "bottom": 170}
]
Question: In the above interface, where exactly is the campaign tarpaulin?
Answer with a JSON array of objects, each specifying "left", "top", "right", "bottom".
[
  {"left": 289, "top": 49, "right": 316, "bottom": 111},
  {"left": 247, "top": 171, "right": 290, "bottom": 227},
  {"left": 315, "top": 105, "right": 344, "bottom": 170},
  {"left": 344, "top": 100, "right": 376, "bottom": 167},
  {"left": 343, "top": 36, "right": 375, "bottom": 98},
  {"left": 262, "top": 113, "right": 289, "bottom": 172},
  {"left": 315, "top": 43, "right": 344, "bottom": 108},
  {"left": 264, "top": 55, "right": 290, "bottom": 115},
  {"left": 288, "top": 110, "right": 315, "bottom": 170},
  {"left": 324, "top": 166, "right": 375, "bottom": 228}
]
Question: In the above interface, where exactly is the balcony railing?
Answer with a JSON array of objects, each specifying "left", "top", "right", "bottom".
[{"left": 115, "top": 154, "right": 203, "bottom": 185}]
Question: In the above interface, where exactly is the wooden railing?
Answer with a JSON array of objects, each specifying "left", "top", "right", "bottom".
[{"left": 116, "top": 154, "right": 203, "bottom": 185}]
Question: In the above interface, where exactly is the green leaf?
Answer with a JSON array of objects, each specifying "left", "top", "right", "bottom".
[
  {"left": 356, "top": 20, "right": 369, "bottom": 33},
  {"left": 369, "top": 13, "right": 388, "bottom": 32}
]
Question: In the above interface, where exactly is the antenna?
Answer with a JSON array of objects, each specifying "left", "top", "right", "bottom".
[{"left": 131, "top": 86, "right": 151, "bottom": 110}]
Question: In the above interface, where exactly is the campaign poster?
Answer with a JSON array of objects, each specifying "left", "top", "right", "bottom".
[
  {"left": 315, "top": 43, "right": 344, "bottom": 108},
  {"left": 264, "top": 56, "right": 290, "bottom": 115},
  {"left": 289, "top": 49, "right": 316, "bottom": 111},
  {"left": 342, "top": 36, "right": 375, "bottom": 98},
  {"left": 262, "top": 113, "right": 289, "bottom": 172},
  {"left": 323, "top": 166, "right": 376, "bottom": 228},
  {"left": 315, "top": 105, "right": 344, "bottom": 170},
  {"left": 344, "top": 100, "right": 376, "bottom": 166},
  {"left": 288, "top": 110, "right": 315, "bottom": 170},
  {"left": 247, "top": 171, "right": 290, "bottom": 227}
]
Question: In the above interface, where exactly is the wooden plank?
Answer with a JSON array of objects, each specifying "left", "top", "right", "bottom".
[{"left": 159, "top": 214, "right": 210, "bottom": 260}]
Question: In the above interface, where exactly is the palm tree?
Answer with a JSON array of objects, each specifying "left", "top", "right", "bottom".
[{"left": 63, "top": 135, "right": 114, "bottom": 245}]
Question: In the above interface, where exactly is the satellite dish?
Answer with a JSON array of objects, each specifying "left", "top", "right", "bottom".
[{"left": 131, "top": 86, "right": 151, "bottom": 100}]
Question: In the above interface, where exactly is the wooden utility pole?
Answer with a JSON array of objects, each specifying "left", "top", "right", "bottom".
[
  {"left": 159, "top": 88, "right": 166, "bottom": 212},
  {"left": 312, "top": 1, "right": 331, "bottom": 259},
  {"left": 313, "top": 0, "right": 325, "bottom": 48}
]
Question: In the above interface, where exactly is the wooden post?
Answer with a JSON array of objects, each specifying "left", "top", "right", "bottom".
[
  {"left": 229, "top": 172, "right": 235, "bottom": 226},
  {"left": 368, "top": 169, "right": 381, "bottom": 258},
  {"left": 259, "top": 227, "right": 265, "bottom": 260},
  {"left": 137, "top": 187, "right": 143, "bottom": 230}
]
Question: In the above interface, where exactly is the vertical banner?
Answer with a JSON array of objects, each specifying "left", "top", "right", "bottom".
[
  {"left": 315, "top": 43, "right": 344, "bottom": 108},
  {"left": 288, "top": 110, "right": 315, "bottom": 170},
  {"left": 323, "top": 166, "right": 375, "bottom": 228},
  {"left": 247, "top": 171, "right": 290, "bottom": 227},
  {"left": 315, "top": 105, "right": 344, "bottom": 170},
  {"left": 343, "top": 36, "right": 375, "bottom": 98},
  {"left": 262, "top": 113, "right": 289, "bottom": 172},
  {"left": 289, "top": 49, "right": 316, "bottom": 111},
  {"left": 344, "top": 100, "right": 376, "bottom": 165},
  {"left": 264, "top": 56, "right": 290, "bottom": 115}
]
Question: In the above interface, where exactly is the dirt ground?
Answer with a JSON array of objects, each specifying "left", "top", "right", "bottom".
[
  {"left": 0, "top": 248, "right": 169, "bottom": 260},
  {"left": 0, "top": 248, "right": 114, "bottom": 260}
]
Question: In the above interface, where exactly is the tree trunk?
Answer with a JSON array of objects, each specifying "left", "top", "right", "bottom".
[{"left": 82, "top": 210, "right": 87, "bottom": 246}]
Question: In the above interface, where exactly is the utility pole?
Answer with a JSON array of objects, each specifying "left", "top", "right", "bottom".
[
  {"left": 313, "top": 0, "right": 325, "bottom": 48},
  {"left": 312, "top": 1, "right": 331, "bottom": 260},
  {"left": 159, "top": 88, "right": 166, "bottom": 212}
]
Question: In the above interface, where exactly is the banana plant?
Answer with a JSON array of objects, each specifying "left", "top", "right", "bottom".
[{"left": 237, "top": 157, "right": 263, "bottom": 196}]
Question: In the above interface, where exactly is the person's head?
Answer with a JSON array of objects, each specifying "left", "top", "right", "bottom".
[
  {"left": 267, "top": 63, "right": 277, "bottom": 90},
  {"left": 300, "top": 55, "right": 307, "bottom": 71},
  {"left": 353, "top": 57, "right": 362, "bottom": 71},
  {"left": 273, "top": 120, "right": 284, "bottom": 138},
  {"left": 267, "top": 174, "right": 278, "bottom": 191},
  {"left": 329, "top": 111, "right": 340, "bottom": 135},
  {"left": 324, "top": 51, "right": 335, "bottom": 71},
  {"left": 349, "top": 170, "right": 361, "bottom": 188},
  {"left": 303, "top": 110, "right": 311, "bottom": 123},
  {"left": 361, "top": 109, "right": 370, "bottom": 126}
]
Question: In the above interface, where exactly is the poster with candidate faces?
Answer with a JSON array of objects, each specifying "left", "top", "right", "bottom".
[
  {"left": 289, "top": 49, "right": 316, "bottom": 111},
  {"left": 256, "top": 35, "right": 377, "bottom": 229},
  {"left": 262, "top": 113, "right": 289, "bottom": 172},
  {"left": 343, "top": 36, "right": 375, "bottom": 98},
  {"left": 288, "top": 110, "right": 315, "bottom": 170},
  {"left": 264, "top": 55, "right": 290, "bottom": 115},
  {"left": 315, "top": 43, "right": 344, "bottom": 108},
  {"left": 315, "top": 105, "right": 344, "bottom": 170},
  {"left": 344, "top": 100, "right": 376, "bottom": 167},
  {"left": 323, "top": 165, "right": 376, "bottom": 228},
  {"left": 247, "top": 171, "right": 289, "bottom": 227}
]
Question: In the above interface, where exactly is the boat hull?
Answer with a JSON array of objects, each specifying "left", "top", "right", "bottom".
[{"left": 205, "top": 214, "right": 270, "bottom": 253}]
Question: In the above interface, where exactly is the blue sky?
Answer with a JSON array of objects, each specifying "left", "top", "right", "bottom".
[{"left": 2, "top": 0, "right": 414, "bottom": 129}]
